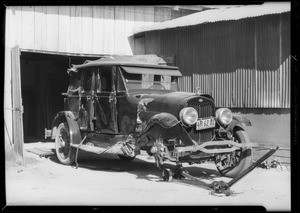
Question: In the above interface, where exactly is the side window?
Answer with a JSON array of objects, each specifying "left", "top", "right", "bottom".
[
  {"left": 96, "top": 67, "right": 112, "bottom": 92},
  {"left": 171, "top": 76, "right": 178, "bottom": 82},
  {"left": 67, "top": 72, "right": 81, "bottom": 95},
  {"left": 117, "top": 68, "right": 126, "bottom": 92},
  {"left": 154, "top": 75, "right": 161, "bottom": 82},
  {"left": 82, "top": 69, "right": 93, "bottom": 91},
  {"left": 123, "top": 72, "right": 142, "bottom": 81},
  {"left": 96, "top": 69, "right": 101, "bottom": 93}
]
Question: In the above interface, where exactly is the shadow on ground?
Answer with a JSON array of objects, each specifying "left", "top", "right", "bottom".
[{"left": 48, "top": 148, "right": 222, "bottom": 190}]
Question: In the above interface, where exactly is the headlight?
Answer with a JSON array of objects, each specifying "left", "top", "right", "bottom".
[
  {"left": 216, "top": 108, "right": 233, "bottom": 126},
  {"left": 179, "top": 107, "right": 198, "bottom": 126}
]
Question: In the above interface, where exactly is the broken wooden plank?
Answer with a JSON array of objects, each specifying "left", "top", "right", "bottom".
[{"left": 26, "top": 147, "right": 54, "bottom": 157}]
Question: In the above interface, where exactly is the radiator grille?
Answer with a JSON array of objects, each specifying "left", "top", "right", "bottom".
[{"left": 188, "top": 102, "right": 215, "bottom": 143}]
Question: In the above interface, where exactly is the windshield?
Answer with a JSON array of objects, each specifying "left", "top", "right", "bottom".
[{"left": 122, "top": 70, "right": 179, "bottom": 91}]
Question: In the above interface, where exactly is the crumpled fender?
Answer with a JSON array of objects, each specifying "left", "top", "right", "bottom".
[
  {"left": 137, "top": 112, "right": 195, "bottom": 146},
  {"left": 227, "top": 114, "right": 252, "bottom": 132},
  {"left": 52, "top": 111, "right": 82, "bottom": 145},
  {"left": 150, "top": 112, "right": 181, "bottom": 129}
]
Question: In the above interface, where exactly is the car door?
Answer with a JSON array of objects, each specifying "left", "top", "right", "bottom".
[
  {"left": 94, "top": 66, "right": 118, "bottom": 134},
  {"left": 115, "top": 66, "right": 137, "bottom": 135},
  {"left": 78, "top": 68, "right": 94, "bottom": 131}
]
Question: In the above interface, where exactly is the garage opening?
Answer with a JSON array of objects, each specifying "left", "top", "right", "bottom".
[{"left": 20, "top": 51, "right": 101, "bottom": 142}]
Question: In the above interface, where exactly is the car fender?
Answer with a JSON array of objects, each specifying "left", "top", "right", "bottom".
[
  {"left": 138, "top": 112, "right": 195, "bottom": 146},
  {"left": 150, "top": 112, "right": 181, "bottom": 129},
  {"left": 227, "top": 114, "right": 252, "bottom": 132},
  {"left": 51, "top": 111, "right": 82, "bottom": 144}
]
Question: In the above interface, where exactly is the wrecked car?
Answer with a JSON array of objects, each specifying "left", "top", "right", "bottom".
[{"left": 50, "top": 55, "right": 253, "bottom": 178}]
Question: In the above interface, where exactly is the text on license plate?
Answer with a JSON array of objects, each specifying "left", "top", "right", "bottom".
[{"left": 196, "top": 117, "right": 215, "bottom": 130}]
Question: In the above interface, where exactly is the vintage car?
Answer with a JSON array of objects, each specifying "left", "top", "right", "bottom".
[{"left": 51, "top": 55, "right": 253, "bottom": 178}]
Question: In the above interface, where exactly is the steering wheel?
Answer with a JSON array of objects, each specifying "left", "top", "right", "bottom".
[{"left": 148, "top": 84, "right": 165, "bottom": 90}]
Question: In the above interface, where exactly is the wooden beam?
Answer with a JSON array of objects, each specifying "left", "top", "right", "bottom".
[{"left": 11, "top": 46, "right": 24, "bottom": 162}]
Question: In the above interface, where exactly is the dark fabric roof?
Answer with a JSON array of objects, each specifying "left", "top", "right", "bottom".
[
  {"left": 122, "top": 66, "right": 182, "bottom": 76},
  {"left": 68, "top": 55, "right": 179, "bottom": 73}
]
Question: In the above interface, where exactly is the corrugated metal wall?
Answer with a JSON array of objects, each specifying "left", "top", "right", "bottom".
[
  {"left": 143, "top": 12, "right": 290, "bottom": 108},
  {"left": 5, "top": 6, "right": 179, "bottom": 55}
]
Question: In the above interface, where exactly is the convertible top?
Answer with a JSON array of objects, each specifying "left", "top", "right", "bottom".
[{"left": 67, "top": 55, "right": 182, "bottom": 76}]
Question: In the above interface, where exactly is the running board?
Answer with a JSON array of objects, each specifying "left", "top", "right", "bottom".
[
  {"left": 70, "top": 143, "right": 124, "bottom": 155},
  {"left": 71, "top": 144, "right": 107, "bottom": 154}
]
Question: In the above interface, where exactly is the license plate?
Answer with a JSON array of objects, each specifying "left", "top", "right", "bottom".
[{"left": 196, "top": 117, "right": 215, "bottom": 130}]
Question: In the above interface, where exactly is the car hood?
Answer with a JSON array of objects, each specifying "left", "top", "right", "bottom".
[{"left": 130, "top": 90, "right": 213, "bottom": 118}]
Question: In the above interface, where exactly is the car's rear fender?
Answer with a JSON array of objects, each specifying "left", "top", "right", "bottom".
[{"left": 51, "top": 111, "right": 82, "bottom": 144}]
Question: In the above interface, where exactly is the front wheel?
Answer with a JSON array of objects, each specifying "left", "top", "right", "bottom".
[
  {"left": 55, "top": 122, "right": 76, "bottom": 165},
  {"left": 215, "top": 129, "right": 252, "bottom": 178}
]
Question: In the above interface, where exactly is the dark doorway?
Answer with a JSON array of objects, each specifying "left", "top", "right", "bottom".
[{"left": 20, "top": 51, "right": 100, "bottom": 142}]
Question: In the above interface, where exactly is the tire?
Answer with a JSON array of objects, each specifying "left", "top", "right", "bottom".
[
  {"left": 215, "top": 129, "right": 252, "bottom": 178},
  {"left": 55, "top": 122, "right": 76, "bottom": 165},
  {"left": 162, "top": 168, "right": 173, "bottom": 182},
  {"left": 118, "top": 154, "right": 135, "bottom": 161}
]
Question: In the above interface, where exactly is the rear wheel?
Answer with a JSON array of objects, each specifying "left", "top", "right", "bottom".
[
  {"left": 55, "top": 122, "right": 76, "bottom": 165},
  {"left": 215, "top": 129, "right": 252, "bottom": 178}
]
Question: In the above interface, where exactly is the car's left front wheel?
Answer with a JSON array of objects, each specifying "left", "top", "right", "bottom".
[{"left": 55, "top": 122, "right": 76, "bottom": 165}]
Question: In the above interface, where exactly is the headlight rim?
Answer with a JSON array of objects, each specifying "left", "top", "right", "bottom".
[
  {"left": 216, "top": 108, "right": 233, "bottom": 127},
  {"left": 179, "top": 107, "right": 198, "bottom": 126}
]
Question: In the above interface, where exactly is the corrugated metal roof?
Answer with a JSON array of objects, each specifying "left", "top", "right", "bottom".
[{"left": 134, "top": 2, "right": 290, "bottom": 34}]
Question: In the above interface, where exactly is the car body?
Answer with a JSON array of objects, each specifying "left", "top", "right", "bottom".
[{"left": 51, "top": 55, "right": 253, "bottom": 177}]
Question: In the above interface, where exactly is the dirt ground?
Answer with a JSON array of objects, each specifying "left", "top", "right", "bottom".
[{"left": 5, "top": 142, "right": 291, "bottom": 211}]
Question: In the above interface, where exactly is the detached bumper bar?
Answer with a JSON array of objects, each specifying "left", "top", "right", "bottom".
[{"left": 175, "top": 140, "right": 257, "bottom": 156}]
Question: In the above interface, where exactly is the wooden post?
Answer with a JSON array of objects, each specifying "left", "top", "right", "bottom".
[{"left": 11, "top": 46, "right": 24, "bottom": 162}]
